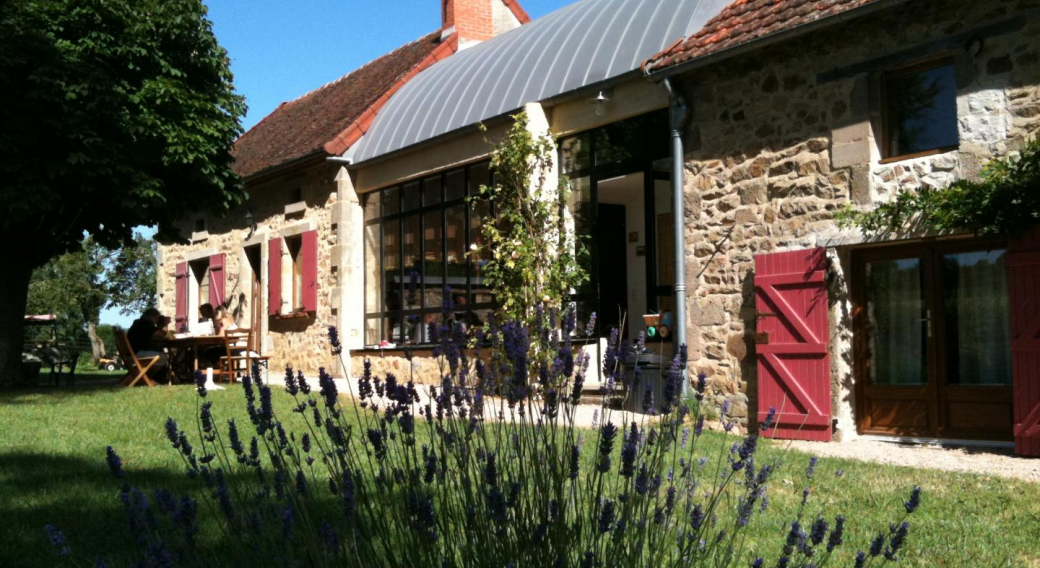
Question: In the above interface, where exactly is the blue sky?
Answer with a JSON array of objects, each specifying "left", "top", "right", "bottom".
[
  {"left": 99, "top": 0, "right": 570, "bottom": 326},
  {"left": 207, "top": 0, "right": 571, "bottom": 131}
]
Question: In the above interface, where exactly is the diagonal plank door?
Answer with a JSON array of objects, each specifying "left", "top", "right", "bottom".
[
  {"left": 755, "top": 248, "right": 832, "bottom": 441},
  {"left": 1009, "top": 226, "right": 1040, "bottom": 456}
]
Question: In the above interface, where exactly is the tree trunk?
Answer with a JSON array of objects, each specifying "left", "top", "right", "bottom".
[
  {"left": 87, "top": 321, "right": 106, "bottom": 362},
  {"left": 0, "top": 261, "right": 34, "bottom": 389}
]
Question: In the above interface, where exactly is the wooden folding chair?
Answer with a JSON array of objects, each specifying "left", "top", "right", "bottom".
[
  {"left": 114, "top": 329, "right": 160, "bottom": 387},
  {"left": 218, "top": 328, "right": 270, "bottom": 383}
]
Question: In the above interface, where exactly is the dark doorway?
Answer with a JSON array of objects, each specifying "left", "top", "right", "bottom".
[
  {"left": 244, "top": 245, "right": 263, "bottom": 330},
  {"left": 596, "top": 203, "right": 628, "bottom": 336}
]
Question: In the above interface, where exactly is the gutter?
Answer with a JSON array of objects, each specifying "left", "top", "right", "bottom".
[
  {"left": 661, "top": 77, "right": 690, "bottom": 398},
  {"left": 240, "top": 152, "right": 327, "bottom": 187},
  {"left": 643, "top": 0, "right": 910, "bottom": 81}
]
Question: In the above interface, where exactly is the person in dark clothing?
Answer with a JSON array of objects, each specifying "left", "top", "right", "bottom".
[{"left": 127, "top": 308, "right": 168, "bottom": 372}]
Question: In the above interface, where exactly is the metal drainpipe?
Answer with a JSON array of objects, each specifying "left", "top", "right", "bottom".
[{"left": 661, "top": 77, "right": 690, "bottom": 397}]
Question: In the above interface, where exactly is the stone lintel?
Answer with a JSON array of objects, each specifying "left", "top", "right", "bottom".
[
  {"left": 280, "top": 220, "right": 317, "bottom": 238},
  {"left": 284, "top": 201, "right": 307, "bottom": 216}
]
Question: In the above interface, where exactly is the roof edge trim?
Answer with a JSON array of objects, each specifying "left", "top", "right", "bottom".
[
  {"left": 324, "top": 34, "right": 460, "bottom": 157},
  {"left": 643, "top": 0, "right": 907, "bottom": 78},
  {"left": 242, "top": 151, "right": 327, "bottom": 185},
  {"left": 503, "top": 0, "right": 532, "bottom": 24}
]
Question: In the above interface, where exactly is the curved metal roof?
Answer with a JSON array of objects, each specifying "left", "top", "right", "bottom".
[{"left": 351, "top": 0, "right": 731, "bottom": 163}]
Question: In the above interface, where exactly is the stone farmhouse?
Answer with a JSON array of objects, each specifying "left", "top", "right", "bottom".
[{"left": 157, "top": 0, "right": 1040, "bottom": 456}]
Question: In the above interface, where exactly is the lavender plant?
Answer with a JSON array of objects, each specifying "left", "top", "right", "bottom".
[{"left": 49, "top": 297, "right": 920, "bottom": 567}]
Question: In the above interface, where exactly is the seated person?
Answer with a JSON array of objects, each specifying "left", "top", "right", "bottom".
[
  {"left": 127, "top": 308, "right": 168, "bottom": 376},
  {"left": 203, "top": 306, "right": 244, "bottom": 368},
  {"left": 213, "top": 306, "right": 239, "bottom": 336},
  {"left": 155, "top": 316, "right": 174, "bottom": 341},
  {"left": 196, "top": 304, "right": 216, "bottom": 335}
]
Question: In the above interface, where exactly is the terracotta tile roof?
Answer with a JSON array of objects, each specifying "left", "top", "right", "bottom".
[
  {"left": 232, "top": 31, "right": 453, "bottom": 180},
  {"left": 644, "top": 0, "right": 883, "bottom": 73}
]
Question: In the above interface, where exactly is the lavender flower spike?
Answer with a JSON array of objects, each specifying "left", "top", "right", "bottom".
[
  {"left": 44, "top": 524, "right": 71, "bottom": 557},
  {"left": 904, "top": 485, "right": 922, "bottom": 514},
  {"left": 105, "top": 446, "right": 123, "bottom": 479},
  {"left": 328, "top": 325, "right": 343, "bottom": 355}
]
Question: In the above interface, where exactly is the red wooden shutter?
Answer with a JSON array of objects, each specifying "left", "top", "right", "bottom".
[
  {"left": 754, "top": 248, "right": 832, "bottom": 441},
  {"left": 174, "top": 261, "right": 189, "bottom": 332},
  {"left": 209, "top": 253, "right": 226, "bottom": 307},
  {"left": 301, "top": 230, "right": 318, "bottom": 313},
  {"left": 269, "top": 238, "right": 282, "bottom": 316},
  {"left": 1009, "top": 226, "right": 1040, "bottom": 456}
]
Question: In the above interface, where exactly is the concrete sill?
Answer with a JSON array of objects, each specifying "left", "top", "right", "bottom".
[{"left": 878, "top": 145, "right": 958, "bottom": 165}]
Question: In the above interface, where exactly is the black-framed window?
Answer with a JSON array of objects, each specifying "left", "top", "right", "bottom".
[
  {"left": 557, "top": 110, "right": 670, "bottom": 339},
  {"left": 882, "top": 59, "right": 959, "bottom": 160},
  {"left": 363, "top": 162, "right": 494, "bottom": 346}
]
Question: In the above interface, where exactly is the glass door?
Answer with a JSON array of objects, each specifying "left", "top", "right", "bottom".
[
  {"left": 854, "top": 241, "right": 1014, "bottom": 440},
  {"left": 935, "top": 248, "right": 1014, "bottom": 439},
  {"left": 855, "top": 252, "right": 938, "bottom": 436}
]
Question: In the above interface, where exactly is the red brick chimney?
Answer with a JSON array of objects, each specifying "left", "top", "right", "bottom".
[{"left": 442, "top": 0, "right": 528, "bottom": 46}]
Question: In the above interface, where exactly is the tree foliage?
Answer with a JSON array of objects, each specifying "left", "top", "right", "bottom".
[
  {"left": 477, "top": 113, "right": 588, "bottom": 326},
  {"left": 0, "top": 0, "right": 244, "bottom": 385},
  {"left": 837, "top": 135, "right": 1040, "bottom": 237},
  {"left": 26, "top": 236, "right": 156, "bottom": 359},
  {"left": 0, "top": 0, "right": 246, "bottom": 261}
]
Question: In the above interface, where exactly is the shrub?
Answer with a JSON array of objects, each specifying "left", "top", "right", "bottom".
[{"left": 48, "top": 299, "right": 920, "bottom": 567}]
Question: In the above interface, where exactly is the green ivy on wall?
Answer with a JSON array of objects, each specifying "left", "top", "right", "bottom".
[{"left": 837, "top": 135, "right": 1040, "bottom": 237}]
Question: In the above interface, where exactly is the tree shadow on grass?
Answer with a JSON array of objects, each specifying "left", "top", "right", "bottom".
[
  {"left": 0, "top": 381, "right": 196, "bottom": 406},
  {"left": 0, "top": 451, "right": 303, "bottom": 568}
]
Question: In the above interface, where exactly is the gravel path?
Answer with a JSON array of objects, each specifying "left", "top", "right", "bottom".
[
  {"left": 270, "top": 374, "right": 1039, "bottom": 483},
  {"left": 780, "top": 438, "right": 1040, "bottom": 483}
]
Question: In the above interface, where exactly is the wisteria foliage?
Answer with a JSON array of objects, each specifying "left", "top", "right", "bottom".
[{"left": 48, "top": 299, "right": 920, "bottom": 567}]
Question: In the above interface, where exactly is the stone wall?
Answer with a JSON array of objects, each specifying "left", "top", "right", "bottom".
[
  {"left": 157, "top": 160, "right": 345, "bottom": 377},
  {"left": 676, "top": 0, "right": 1040, "bottom": 432},
  {"left": 350, "top": 349, "right": 454, "bottom": 386}
]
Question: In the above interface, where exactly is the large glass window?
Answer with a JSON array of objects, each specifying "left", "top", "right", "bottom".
[
  {"left": 557, "top": 110, "right": 670, "bottom": 340},
  {"left": 363, "top": 162, "right": 495, "bottom": 346}
]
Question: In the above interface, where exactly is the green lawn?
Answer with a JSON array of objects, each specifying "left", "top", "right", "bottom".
[{"left": 1, "top": 384, "right": 1037, "bottom": 567}]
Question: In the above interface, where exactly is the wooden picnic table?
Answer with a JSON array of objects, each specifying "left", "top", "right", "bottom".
[{"left": 157, "top": 335, "right": 226, "bottom": 383}]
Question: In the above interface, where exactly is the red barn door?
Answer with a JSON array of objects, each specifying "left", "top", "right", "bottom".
[
  {"left": 754, "top": 248, "right": 832, "bottom": 441},
  {"left": 1009, "top": 227, "right": 1040, "bottom": 456}
]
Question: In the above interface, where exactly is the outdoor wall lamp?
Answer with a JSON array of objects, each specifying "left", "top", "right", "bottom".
[
  {"left": 592, "top": 88, "right": 613, "bottom": 116},
  {"left": 245, "top": 207, "right": 257, "bottom": 238}
]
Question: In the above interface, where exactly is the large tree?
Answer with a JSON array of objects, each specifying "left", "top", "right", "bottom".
[{"left": 0, "top": 0, "right": 246, "bottom": 386}]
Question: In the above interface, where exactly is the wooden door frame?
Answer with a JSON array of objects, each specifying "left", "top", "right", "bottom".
[
  {"left": 930, "top": 238, "right": 1014, "bottom": 440},
  {"left": 852, "top": 236, "right": 1010, "bottom": 439},
  {"left": 851, "top": 244, "right": 939, "bottom": 437}
]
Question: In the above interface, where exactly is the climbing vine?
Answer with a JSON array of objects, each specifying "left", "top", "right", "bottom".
[
  {"left": 475, "top": 112, "right": 588, "bottom": 326},
  {"left": 836, "top": 134, "right": 1040, "bottom": 237}
]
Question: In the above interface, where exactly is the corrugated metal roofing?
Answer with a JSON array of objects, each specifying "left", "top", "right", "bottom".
[{"left": 351, "top": 0, "right": 731, "bottom": 164}]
